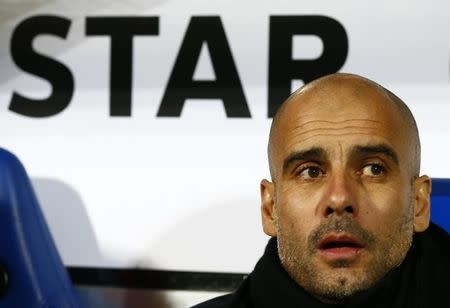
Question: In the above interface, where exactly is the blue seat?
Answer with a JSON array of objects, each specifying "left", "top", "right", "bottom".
[
  {"left": 0, "top": 149, "right": 83, "bottom": 308},
  {"left": 430, "top": 178, "right": 450, "bottom": 233}
]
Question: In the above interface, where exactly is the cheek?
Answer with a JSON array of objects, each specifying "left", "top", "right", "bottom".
[
  {"left": 276, "top": 184, "right": 319, "bottom": 235},
  {"left": 359, "top": 183, "right": 412, "bottom": 228}
]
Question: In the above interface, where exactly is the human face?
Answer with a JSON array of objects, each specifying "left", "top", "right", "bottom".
[{"left": 260, "top": 81, "right": 431, "bottom": 303}]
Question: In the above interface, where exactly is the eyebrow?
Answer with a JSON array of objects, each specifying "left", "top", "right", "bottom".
[
  {"left": 281, "top": 144, "right": 400, "bottom": 174},
  {"left": 282, "top": 147, "right": 327, "bottom": 173},
  {"left": 352, "top": 144, "right": 399, "bottom": 166}
]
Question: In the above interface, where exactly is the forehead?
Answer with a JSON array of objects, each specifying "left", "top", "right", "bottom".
[{"left": 271, "top": 81, "right": 410, "bottom": 168}]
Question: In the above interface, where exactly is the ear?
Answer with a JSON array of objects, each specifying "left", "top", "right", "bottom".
[
  {"left": 260, "top": 179, "right": 277, "bottom": 237},
  {"left": 412, "top": 175, "right": 431, "bottom": 233}
]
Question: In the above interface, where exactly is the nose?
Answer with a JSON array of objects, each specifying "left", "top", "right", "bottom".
[{"left": 321, "top": 171, "right": 358, "bottom": 218}]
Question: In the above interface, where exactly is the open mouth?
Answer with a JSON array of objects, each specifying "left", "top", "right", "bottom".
[
  {"left": 317, "top": 234, "right": 364, "bottom": 259},
  {"left": 320, "top": 240, "right": 362, "bottom": 249}
]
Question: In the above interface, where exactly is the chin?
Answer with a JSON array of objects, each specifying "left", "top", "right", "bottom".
[
  {"left": 313, "top": 278, "right": 367, "bottom": 303},
  {"left": 309, "top": 267, "right": 376, "bottom": 302}
]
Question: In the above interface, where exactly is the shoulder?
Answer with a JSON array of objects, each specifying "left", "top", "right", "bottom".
[
  {"left": 426, "top": 223, "right": 450, "bottom": 252},
  {"left": 417, "top": 223, "right": 450, "bottom": 272},
  {"left": 191, "top": 276, "right": 252, "bottom": 308},
  {"left": 190, "top": 293, "right": 235, "bottom": 308}
]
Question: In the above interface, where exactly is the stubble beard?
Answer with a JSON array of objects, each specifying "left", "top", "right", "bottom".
[{"left": 277, "top": 209, "right": 414, "bottom": 303}]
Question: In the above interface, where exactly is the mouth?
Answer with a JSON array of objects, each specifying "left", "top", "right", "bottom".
[{"left": 317, "top": 233, "right": 364, "bottom": 260}]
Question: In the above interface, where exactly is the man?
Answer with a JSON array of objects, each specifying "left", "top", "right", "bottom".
[{"left": 193, "top": 73, "right": 450, "bottom": 308}]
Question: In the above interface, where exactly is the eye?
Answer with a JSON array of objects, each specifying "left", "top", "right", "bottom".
[
  {"left": 298, "top": 166, "right": 324, "bottom": 179},
  {"left": 361, "top": 164, "right": 385, "bottom": 177}
]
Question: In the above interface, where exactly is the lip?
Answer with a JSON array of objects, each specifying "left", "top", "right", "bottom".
[{"left": 317, "top": 233, "right": 364, "bottom": 260}]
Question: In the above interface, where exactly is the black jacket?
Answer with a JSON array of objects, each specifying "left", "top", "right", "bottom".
[{"left": 192, "top": 223, "right": 450, "bottom": 308}]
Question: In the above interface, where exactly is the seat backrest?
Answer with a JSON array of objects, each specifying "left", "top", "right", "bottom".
[
  {"left": 0, "top": 149, "right": 83, "bottom": 308},
  {"left": 430, "top": 178, "right": 450, "bottom": 233}
]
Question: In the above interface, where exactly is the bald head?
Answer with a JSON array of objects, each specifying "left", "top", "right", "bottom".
[
  {"left": 261, "top": 73, "right": 431, "bottom": 303},
  {"left": 268, "top": 73, "right": 421, "bottom": 181}
]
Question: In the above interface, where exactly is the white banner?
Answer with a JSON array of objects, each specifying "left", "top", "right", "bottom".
[{"left": 0, "top": 0, "right": 449, "bottom": 272}]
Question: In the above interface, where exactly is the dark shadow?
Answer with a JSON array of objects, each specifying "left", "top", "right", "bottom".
[
  {"left": 31, "top": 177, "right": 172, "bottom": 308},
  {"left": 31, "top": 177, "right": 104, "bottom": 266},
  {"left": 121, "top": 287, "right": 172, "bottom": 308}
]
